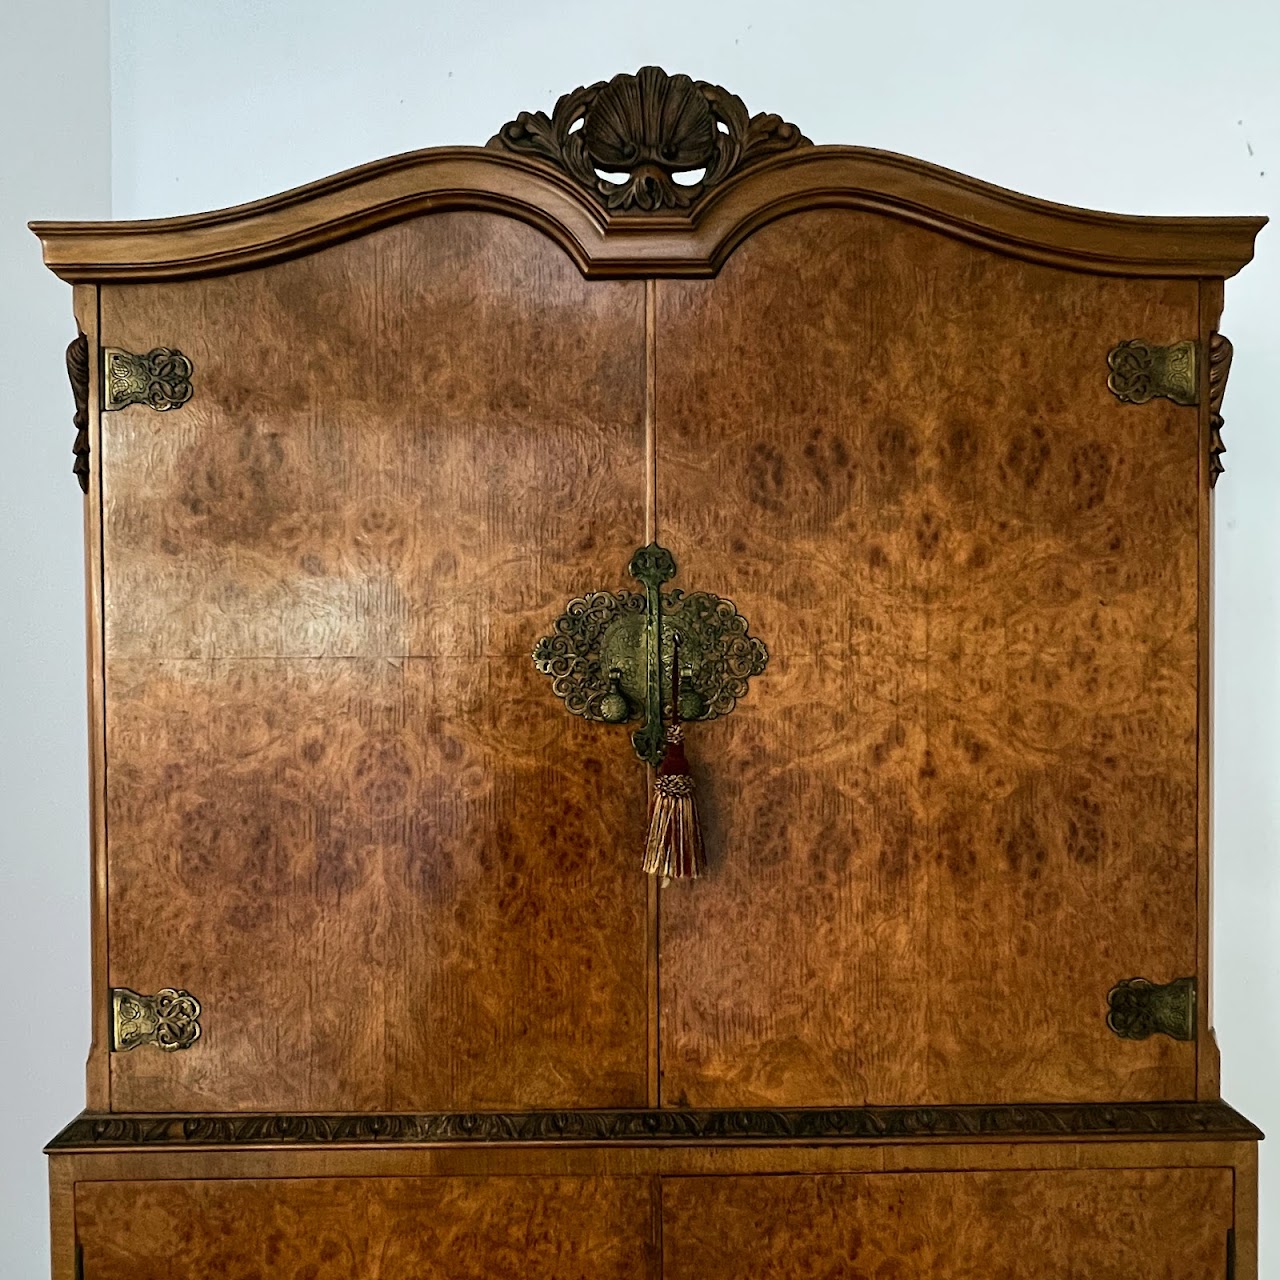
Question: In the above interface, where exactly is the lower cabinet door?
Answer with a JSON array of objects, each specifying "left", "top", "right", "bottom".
[
  {"left": 75, "top": 1175, "right": 657, "bottom": 1280},
  {"left": 661, "top": 1168, "right": 1235, "bottom": 1280}
]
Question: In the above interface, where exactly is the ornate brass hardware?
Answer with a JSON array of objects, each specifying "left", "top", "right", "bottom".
[
  {"left": 1108, "top": 334, "right": 1236, "bottom": 486},
  {"left": 110, "top": 987, "right": 202, "bottom": 1052},
  {"left": 532, "top": 543, "right": 767, "bottom": 766},
  {"left": 103, "top": 346, "right": 194, "bottom": 411},
  {"left": 1106, "top": 339, "right": 1198, "bottom": 406},
  {"left": 1106, "top": 976, "right": 1196, "bottom": 1042}
]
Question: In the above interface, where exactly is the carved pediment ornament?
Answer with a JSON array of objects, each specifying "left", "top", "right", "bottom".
[{"left": 488, "top": 65, "right": 810, "bottom": 212}]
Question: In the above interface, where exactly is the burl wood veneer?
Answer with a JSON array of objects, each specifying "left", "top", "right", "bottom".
[
  {"left": 32, "top": 66, "right": 1264, "bottom": 1279},
  {"left": 100, "top": 215, "right": 650, "bottom": 1114},
  {"left": 76, "top": 1175, "right": 658, "bottom": 1280},
  {"left": 662, "top": 1167, "right": 1234, "bottom": 1279},
  {"left": 657, "top": 211, "right": 1201, "bottom": 1108}
]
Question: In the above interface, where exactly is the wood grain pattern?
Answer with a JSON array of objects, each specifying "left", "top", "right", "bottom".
[
  {"left": 1236, "top": 1140, "right": 1260, "bottom": 1280},
  {"left": 100, "top": 213, "right": 649, "bottom": 1112},
  {"left": 657, "top": 210, "right": 1202, "bottom": 1106},
  {"left": 1198, "top": 278, "right": 1224, "bottom": 1100},
  {"left": 30, "top": 147, "right": 1265, "bottom": 284},
  {"left": 75, "top": 1176, "right": 658, "bottom": 1280},
  {"left": 661, "top": 1168, "right": 1234, "bottom": 1280}
]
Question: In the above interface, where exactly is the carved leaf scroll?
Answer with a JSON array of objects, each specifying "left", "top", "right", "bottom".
[
  {"left": 1208, "top": 332, "right": 1233, "bottom": 487},
  {"left": 65, "top": 332, "right": 90, "bottom": 492},
  {"left": 489, "top": 66, "right": 810, "bottom": 212}
]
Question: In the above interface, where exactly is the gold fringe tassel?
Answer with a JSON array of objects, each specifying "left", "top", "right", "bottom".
[{"left": 643, "top": 724, "right": 705, "bottom": 879}]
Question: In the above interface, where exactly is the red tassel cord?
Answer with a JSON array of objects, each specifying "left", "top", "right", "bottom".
[{"left": 642, "top": 640, "right": 706, "bottom": 879}]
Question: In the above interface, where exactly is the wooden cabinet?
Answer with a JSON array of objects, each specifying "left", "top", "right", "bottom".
[{"left": 33, "top": 66, "right": 1264, "bottom": 1276}]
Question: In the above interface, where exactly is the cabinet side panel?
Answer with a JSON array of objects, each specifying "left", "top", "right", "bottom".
[
  {"left": 1197, "top": 276, "right": 1224, "bottom": 1100},
  {"left": 99, "top": 213, "right": 649, "bottom": 1111},
  {"left": 658, "top": 210, "right": 1201, "bottom": 1106},
  {"left": 72, "top": 281, "right": 110, "bottom": 1111}
]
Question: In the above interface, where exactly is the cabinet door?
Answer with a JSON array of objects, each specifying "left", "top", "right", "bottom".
[
  {"left": 662, "top": 1169, "right": 1233, "bottom": 1279},
  {"left": 657, "top": 210, "right": 1202, "bottom": 1106},
  {"left": 76, "top": 1175, "right": 657, "bottom": 1280},
  {"left": 100, "top": 213, "right": 649, "bottom": 1111}
]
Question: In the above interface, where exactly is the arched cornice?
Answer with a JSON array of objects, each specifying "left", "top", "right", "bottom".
[{"left": 31, "top": 68, "right": 1264, "bottom": 283}]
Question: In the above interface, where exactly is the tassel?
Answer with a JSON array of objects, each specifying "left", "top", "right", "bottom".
[{"left": 643, "top": 645, "right": 706, "bottom": 879}]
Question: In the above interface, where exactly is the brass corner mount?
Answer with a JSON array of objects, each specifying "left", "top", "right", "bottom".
[
  {"left": 111, "top": 986, "right": 202, "bottom": 1053},
  {"left": 1106, "top": 976, "right": 1195, "bottom": 1042}
]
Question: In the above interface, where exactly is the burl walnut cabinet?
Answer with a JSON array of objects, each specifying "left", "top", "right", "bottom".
[{"left": 33, "top": 68, "right": 1265, "bottom": 1278}]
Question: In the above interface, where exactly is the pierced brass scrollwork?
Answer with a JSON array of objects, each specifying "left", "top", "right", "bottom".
[
  {"left": 1106, "top": 976, "right": 1196, "bottom": 1042},
  {"left": 103, "top": 346, "right": 194, "bottom": 412},
  {"left": 532, "top": 543, "right": 767, "bottom": 765},
  {"left": 1106, "top": 339, "right": 1198, "bottom": 407},
  {"left": 111, "top": 987, "right": 202, "bottom": 1052}
]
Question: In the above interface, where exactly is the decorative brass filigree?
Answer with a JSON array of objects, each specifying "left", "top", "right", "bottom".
[
  {"left": 1208, "top": 331, "right": 1233, "bottom": 487},
  {"left": 532, "top": 543, "right": 767, "bottom": 764},
  {"left": 103, "top": 346, "right": 194, "bottom": 412},
  {"left": 489, "top": 66, "right": 810, "bottom": 213},
  {"left": 65, "top": 332, "right": 90, "bottom": 492},
  {"left": 1106, "top": 976, "right": 1196, "bottom": 1042},
  {"left": 111, "top": 987, "right": 202, "bottom": 1052},
  {"left": 1106, "top": 339, "right": 1198, "bottom": 406}
]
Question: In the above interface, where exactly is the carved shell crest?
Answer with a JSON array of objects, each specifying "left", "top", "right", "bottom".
[{"left": 488, "top": 66, "right": 810, "bottom": 212}]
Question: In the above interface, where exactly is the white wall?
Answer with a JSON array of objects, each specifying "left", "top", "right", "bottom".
[
  {"left": 0, "top": 1, "right": 111, "bottom": 1277},
  {"left": 3, "top": 0, "right": 1275, "bottom": 1274}
]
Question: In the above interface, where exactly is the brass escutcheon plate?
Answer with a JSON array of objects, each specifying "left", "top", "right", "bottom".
[{"left": 532, "top": 544, "right": 767, "bottom": 763}]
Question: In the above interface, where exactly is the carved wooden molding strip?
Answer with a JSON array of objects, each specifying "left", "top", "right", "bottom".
[
  {"left": 46, "top": 1101, "right": 1262, "bottom": 1151},
  {"left": 488, "top": 66, "right": 809, "bottom": 213}
]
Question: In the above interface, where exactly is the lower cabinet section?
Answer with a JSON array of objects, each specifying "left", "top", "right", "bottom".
[
  {"left": 663, "top": 1169, "right": 1235, "bottom": 1279},
  {"left": 52, "top": 1127, "right": 1257, "bottom": 1280}
]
